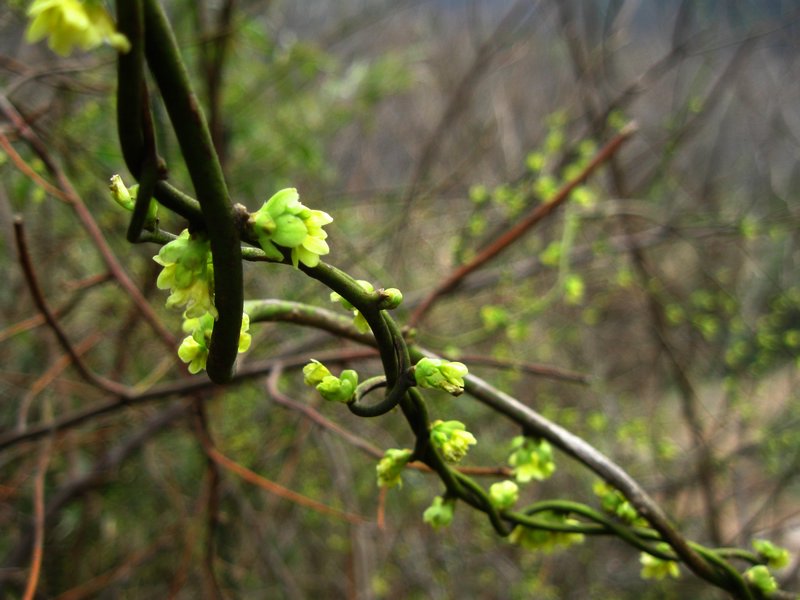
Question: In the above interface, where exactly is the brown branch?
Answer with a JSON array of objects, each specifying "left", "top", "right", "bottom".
[
  {"left": 0, "top": 272, "right": 111, "bottom": 344},
  {"left": 14, "top": 217, "right": 130, "bottom": 398},
  {"left": 21, "top": 438, "right": 50, "bottom": 600},
  {"left": 0, "top": 348, "right": 376, "bottom": 453},
  {"left": 17, "top": 332, "right": 103, "bottom": 430},
  {"left": 409, "top": 122, "right": 638, "bottom": 327},
  {"left": 0, "top": 132, "right": 73, "bottom": 201},
  {"left": 190, "top": 402, "right": 224, "bottom": 600},
  {"left": 196, "top": 425, "right": 368, "bottom": 525}
]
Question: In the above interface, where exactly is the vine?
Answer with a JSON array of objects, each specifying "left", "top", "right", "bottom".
[{"left": 14, "top": 2, "right": 795, "bottom": 598}]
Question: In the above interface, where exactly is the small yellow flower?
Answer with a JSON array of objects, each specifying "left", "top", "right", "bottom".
[
  {"left": 26, "top": 0, "right": 130, "bottom": 57},
  {"left": 250, "top": 188, "right": 333, "bottom": 268}
]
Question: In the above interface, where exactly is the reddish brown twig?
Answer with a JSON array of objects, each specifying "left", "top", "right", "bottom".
[
  {"left": 0, "top": 132, "right": 73, "bottom": 201},
  {"left": 192, "top": 404, "right": 368, "bottom": 524},
  {"left": 17, "top": 332, "right": 103, "bottom": 430},
  {"left": 21, "top": 439, "right": 52, "bottom": 600},
  {"left": 409, "top": 122, "right": 638, "bottom": 327},
  {"left": 14, "top": 217, "right": 131, "bottom": 397},
  {"left": 0, "top": 272, "right": 111, "bottom": 344},
  {"left": 191, "top": 402, "right": 224, "bottom": 600}
]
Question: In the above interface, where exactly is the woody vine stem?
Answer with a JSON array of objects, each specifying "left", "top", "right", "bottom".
[{"left": 15, "top": 1, "right": 795, "bottom": 598}]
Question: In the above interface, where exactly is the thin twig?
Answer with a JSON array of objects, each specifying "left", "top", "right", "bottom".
[
  {"left": 13, "top": 217, "right": 130, "bottom": 398},
  {"left": 55, "top": 530, "right": 173, "bottom": 600},
  {"left": 196, "top": 426, "right": 368, "bottom": 525},
  {"left": 0, "top": 348, "right": 377, "bottom": 452},
  {"left": 190, "top": 401, "right": 225, "bottom": 600},
  {"left": 0, "top": 132, "right": 73, "bottom": 201},
  {"left": 21, "top": 438, "right": 52, "bottom": 600},
  {"left": 17, "top": 332, "right": 103, "bottom": 431},
  {"left": 0, "top": 272, "right": 111, "bottom": 344}
]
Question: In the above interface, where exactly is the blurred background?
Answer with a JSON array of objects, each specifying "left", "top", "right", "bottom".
[{"left": 2, "top": 1, "right": 800, "bottom": 597}]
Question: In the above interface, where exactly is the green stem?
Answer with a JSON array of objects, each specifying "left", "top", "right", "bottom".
[
  {"left": 513, "top": 500, "right": 672, "bottom": 557},
  {"left": 142, "top": 0, "right": 242, "bottom": 383},
  {"left": 126, "top": 158, "right": 157, "bottom": 242},
  {"left": 153, "top": 181, "right": 203, "bottom": 226},
  {"left": 115, "top": 0, "right": 146, "bottom": 178},
  {"left": 453, "top": 470, "right": 511, "bottom": 536},
  {"left": 348, "top": 371, "right": 414, "bottom": 418}
]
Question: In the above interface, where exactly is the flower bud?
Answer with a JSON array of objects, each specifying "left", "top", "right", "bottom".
[
  {"left": 109, "top": 174, "right": 134, "bottom": 211},
  {"left": 376, "top": 448, "right": 413, "bottom": 488},
  {"left": 316, "top": 369, "right": 358, "bottom": 403},
  {"left": 303, "top": 359, "right": 332, "bottom": 387},
  {"left": 423, "top": 496, "right": 455, "bottom": 529},
  {"left": 430, "top": 420, "right": 476, "bottom": 463},
  {"left": 377, "top": 288, "right": 403, "bottom": 310},
  {"left": 414, "top": 357, "right": 468, "bottom": 396},
  {"left": 489, "top": 480, "right": 519, "bottom": 510}
]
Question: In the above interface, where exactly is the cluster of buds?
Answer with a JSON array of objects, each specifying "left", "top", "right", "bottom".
[
  {"left": 508, "top": 436, "right": 556, "bottom": 483},
  {"left": 429, "top": 420, "right": 476, "bottom": 463},
  {"left": 302, "top": 360, "right": 358, "bottom": 403},
  {"left": 153, "top": 230, "right": 217, "bottom": 319},
  {"left": 376, "top": 448, "right": 413, "bottom": 488},
  {"left": 26, "top": 0, "right": 130, "bottom": 56},
  {"left": 639, "top": 544, "right": 680, "bottom": 581},
  {"left": 177, "top": 313, "right": 251, "bottom": 375},
  {"left": 414, "top": 357, "right": 468, "bottom": 396},
  {"left": 250, "top": 188, "right": 332, "bottom": 268},
  {"left": 423, "top": 496, "right": 456, "bottom": 529}
]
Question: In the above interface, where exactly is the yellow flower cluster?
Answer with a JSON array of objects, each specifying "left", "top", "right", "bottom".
[{"left": 26, "top": 0, "right": 130, "bottom": 56}]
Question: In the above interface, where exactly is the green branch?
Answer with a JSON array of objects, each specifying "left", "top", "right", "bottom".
[{"left": 142, "top": 0, "right": 242, "bottom": 383}]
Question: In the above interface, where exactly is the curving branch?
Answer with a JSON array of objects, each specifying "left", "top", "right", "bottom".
[{"left": 142, "top": 0, "right": 242, "bottom": 383}]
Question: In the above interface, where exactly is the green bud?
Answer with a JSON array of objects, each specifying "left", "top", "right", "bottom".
[
  {"left": 154, "top": 230, "right": 216, "bottom": 318},
  {"left": 423, "top": 496, "right": 455, "bottom": 529},
  {"left": 177, "top": 311, "right": 249, "bottom": 375},
  {"left": 109, "top": 174, "right": 134, "bottom": 211},
  {"left": 592, "top": 481, "right": 641, "bottom": 524},
  {"left": 238, "top": 313, "right": 252, "bottom": 353},
  {"left": 271, "top": 213, "right": 308, "bottom": 247},
  {"left": 489, "top": 480, "right": 519, "bottom": 510},
  {"left": 377, "top": 288, "right": 403, "bottom": 310},
  {"left": 376, "top": 448, "right": 413, "bottom": 488},
  {"left": 316, "top": 369, "right": 358, "bottom": 403},
  {"left": 753, "top": 539, "right": 791, "bottom": 570},
  {"left": 250, "top": 188, "right": 332, "bottom": 268},
  {"left": 430, "top": 420, "right": 476, "bottom": 463},
  {"left": 639, "top": 544, "right": 680, "bottom": 581},
  {"left": 509, "top": 436, "right": 556, "bottom": 483},
  {"left": 744, "top": 565, "right": 777, "bottom": 593},
  {"left": 414, "top": 357, "right": 468, "bottom": 396},
  {"left": 303, "top": 359, "right": 332, "bottom": 387}
]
